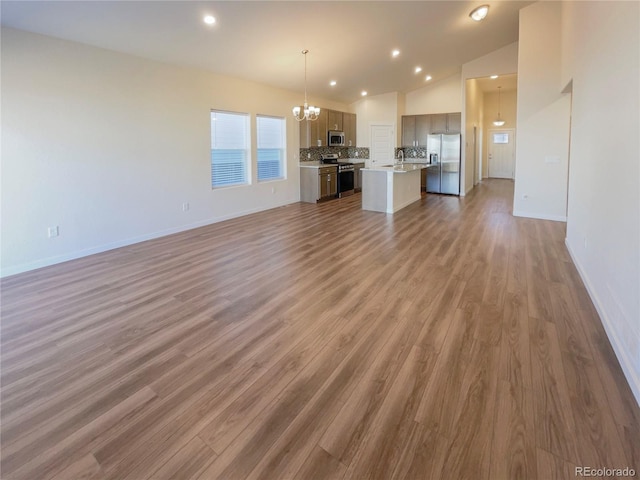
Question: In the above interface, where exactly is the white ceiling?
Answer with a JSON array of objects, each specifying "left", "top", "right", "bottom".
[
  {"left": 0, "top": 1, "right": 531, "bottom": 104},
  {"left": 474, "top": 73, "right": 518, "bottom": 92}
]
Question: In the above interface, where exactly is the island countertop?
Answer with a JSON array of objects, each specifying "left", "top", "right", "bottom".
[{"left": 361, "top": 163, "right": 427, "bottom": 173}]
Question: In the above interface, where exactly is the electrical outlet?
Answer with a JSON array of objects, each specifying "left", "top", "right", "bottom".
[
  {"left": 355, "top": 151, "right": 359, "bottom": 157},
  {"left": 307, "top": 153, "right": 311, "bottom": 159},
  {"left": 47, "top": 226, "right": 59, "bottom": 238},
  {"left": 182, "top": 202, "right": 189, "bottom": 212}
]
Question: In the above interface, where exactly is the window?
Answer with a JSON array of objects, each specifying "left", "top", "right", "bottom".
[
  {"left": 256, "top": 115, "right": 285, "bottom": 182},
  {"left": 492, "top": 133, "right": 509, "bottom": 144},
  {"left": 211, "top": 110, "right": 249, "bottom": 188}
]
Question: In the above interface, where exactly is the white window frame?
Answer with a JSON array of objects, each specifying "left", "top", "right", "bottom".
[
  {"left": 210, "top": 110, "right": 250, "bottom": 189},
  {"left": 256, "top": 114, "right": 286, "bottom": 182}
]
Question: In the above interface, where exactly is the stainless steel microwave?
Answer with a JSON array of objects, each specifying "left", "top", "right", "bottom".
[{"left": 328, "top": 130, "right": 345, "bottom": 147}]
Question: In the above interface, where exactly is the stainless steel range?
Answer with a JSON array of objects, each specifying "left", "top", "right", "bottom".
[{"left": 321, "top": 154, "right": 354, "bottom": 197}]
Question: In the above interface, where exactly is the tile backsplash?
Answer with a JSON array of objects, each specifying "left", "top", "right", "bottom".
[
  {"left": 396, "top": 146, "right": 428, "bottom": 159},
  {"left": 300, "top": 146, "right": 369, "bottom": 162}
]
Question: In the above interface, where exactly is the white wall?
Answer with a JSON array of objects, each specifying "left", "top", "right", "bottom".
[
  {"left": 464, "top": 78, "right": 482, "bottom": 193},
  {"left": 0, "top": 28, "right": 348, "bottom": 276},
  {"left": 561, "top": 1, "right": 640, "bottom": 405},
  {"left": 462, "top": 42, "right": 519, "bottom": 81},
  {"left": 404, "top": 73, "right": 462, "bottom": 115},
  {"left": 513, "top": 2, "right": 570, "bottom": 222},
  {"left": 352, "top": 91, "right": 402, "bottom": 147}
]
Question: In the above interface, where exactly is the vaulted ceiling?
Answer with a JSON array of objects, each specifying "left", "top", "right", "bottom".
[{"left": 1, "top": 1, "right": 532, "bottom": 104}]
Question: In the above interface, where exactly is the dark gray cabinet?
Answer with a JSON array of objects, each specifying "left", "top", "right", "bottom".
[
  {"left": 402, "top": 113, "right": 461, "bottom": 145},
  {"left": 353, "top": 162, "right": 365, "bottom": 192},
  {"left": 430, "top": 113, "right": 461, "bottom": 133},
  {"left": 401, "top": 115, "right": 430, "bottom": 147}
]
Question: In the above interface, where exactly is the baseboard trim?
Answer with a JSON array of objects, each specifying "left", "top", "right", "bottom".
[
  {"left": 565, "top": 238, "right": 640, "bottom": 408},
  {"left": 513, "top": 210, "right": 567, "bottom": 222},
  {"left": 1, "top": 199, "right": 298, "bottom": 278}
]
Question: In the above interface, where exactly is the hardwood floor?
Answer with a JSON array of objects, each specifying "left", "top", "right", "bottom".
[{"left": 2, "top": 179, "right": 638, "bottom": 480}]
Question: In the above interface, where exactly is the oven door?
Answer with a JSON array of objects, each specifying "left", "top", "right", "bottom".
[{"left": 338, "top": 169, "right": 355, "bottom": 197}]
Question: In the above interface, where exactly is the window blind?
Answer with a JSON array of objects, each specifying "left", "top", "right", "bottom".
[
  {"left": 211, "top": 111, "right": 249, "bottom": 188},
  {"left": 257, "top": 115, "right": 285, "bottom": 182}
]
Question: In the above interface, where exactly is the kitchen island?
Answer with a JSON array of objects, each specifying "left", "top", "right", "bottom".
[{"left": 361, "top": 163, "right": 426, "bottom": 213}]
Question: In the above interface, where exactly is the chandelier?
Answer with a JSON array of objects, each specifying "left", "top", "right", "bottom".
[{"left": 292, "top": 50, "right": 320, "bottom": 122}]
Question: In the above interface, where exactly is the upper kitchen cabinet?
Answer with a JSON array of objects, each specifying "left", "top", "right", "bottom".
[
  {"left": 343, "top": 112, "right": 357, "bottom": 147},
  {"left": 430, "top": 113, "right": 461, "bottom": 134},
  {"left": 401, "top": 116, "right": 415, "bottom": 147},
  {"left": 327, "top": 110, "right": 343, "bottom": 131},
  {"left": 402, "top": 115, "right": 430, "bottom": 146},
  {"left": 299, "top": 109, "right": 329, "bottom": 148}
]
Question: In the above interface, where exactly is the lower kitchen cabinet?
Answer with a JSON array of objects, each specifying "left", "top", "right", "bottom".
[
  {"left": 300, "top": 166, "right": 338, "bottom": 203},
  {"left": 353, "top": 162, "right": 365, "bottom": 192}
]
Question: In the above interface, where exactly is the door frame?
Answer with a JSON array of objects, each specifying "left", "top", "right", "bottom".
[{"left": 487, "top": 128, "right": 516, "bottom": 179}]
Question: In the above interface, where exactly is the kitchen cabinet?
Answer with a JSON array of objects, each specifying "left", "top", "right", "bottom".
[
  {"left": 401, "top": 116, "right": 415, "bottom": 147},
  {"left": 299, "top": 109, "right": 328, "bottom": 148},
  {"left": 319, "top": 167, "right": 338, "bottom": 199},
  {"left": 430, "top": 112, "right": 461, "bottom": 133},
  {"left": 343, "top": 112, "right": 357, "bottom": 147},
  {"left": 353, "top": 162, "right": 365, "bottom": 191},
  {"left": 300, "top": 109, "right": 356, "bottom": 148},
  {"left": 300, "top": 165, "right": 337, "bottom": 202},
  {"left": 401, "top": 115, "right": 430, "bottom": 146},
  {"left": 328, "top": 110, "right": 343, "bottom": 131}
]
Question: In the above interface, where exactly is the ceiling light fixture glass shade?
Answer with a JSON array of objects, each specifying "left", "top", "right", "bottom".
[
  {"left": 292, "top": 50, "right": 320, "bottom": 122},
  {"left": 469, "top": 5, "right": 489, "bottom": 21},
  {"left": 493, "top": 86, "right": 506, "bottom": 126}
]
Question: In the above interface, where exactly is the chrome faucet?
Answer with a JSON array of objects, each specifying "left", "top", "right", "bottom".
[{"left": 397, "top": 150, "right": 404, "bottom": 165}]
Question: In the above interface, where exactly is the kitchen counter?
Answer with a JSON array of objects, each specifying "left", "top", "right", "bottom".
[
  {"left": 361, "top": 163, "right": 425, "bottom": 213},
  {"left": 299, "top": 161, "right": 330, "bottom": 168},
  {"left": 361, "top": 163, "right": 427, "bottom": 173},
  {"left": 300, "top": 159, "right": 365, "bottom": 168}
]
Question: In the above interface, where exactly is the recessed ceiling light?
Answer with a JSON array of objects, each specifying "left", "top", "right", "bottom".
[
  {"left": 392, "top": 50, "right": 400, "bottom": 58},
  {"left": 425, "top": 75, "right": 432, "bottom": 81},
  {"left": 415, "top": 67, "right": 422, "bottom": 74},
  {"left": 203, "top": 15, "right": 216, "bottom": 25},
  {"left": 469, "top": 5, "right": 489, "bottom": 21},
  {"left": 361, "top": 91, "right": 368, "bottom": 96},
  {"left": 490, "top": 75, "right": 499, "bottom": 79},
  {"left": 330, "top": 80, "right": 337, "bottom": 86}
]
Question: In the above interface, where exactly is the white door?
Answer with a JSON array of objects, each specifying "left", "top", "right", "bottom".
[
  {"left": 369, "top": 124, "right": 394, "bottom": 168},
  {"left": 488, "top": 129, "right": 516, "bottom": 178}
]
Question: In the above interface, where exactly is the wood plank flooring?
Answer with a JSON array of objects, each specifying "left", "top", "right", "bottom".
[{"left": 2, "top": 179, "right": 639, "bottom": 479}]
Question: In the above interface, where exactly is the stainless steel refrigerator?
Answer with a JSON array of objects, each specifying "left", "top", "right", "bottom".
[{"left": 426, "top": 134, "right": 461, "bottom": 195}]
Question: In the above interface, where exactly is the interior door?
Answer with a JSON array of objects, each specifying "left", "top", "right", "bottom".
[
  {"left": 369, "top": 124, "right": 394, "bottom": 168},
  {"left": 488, "top": 129, "right": 516, "bottom": 178}
]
